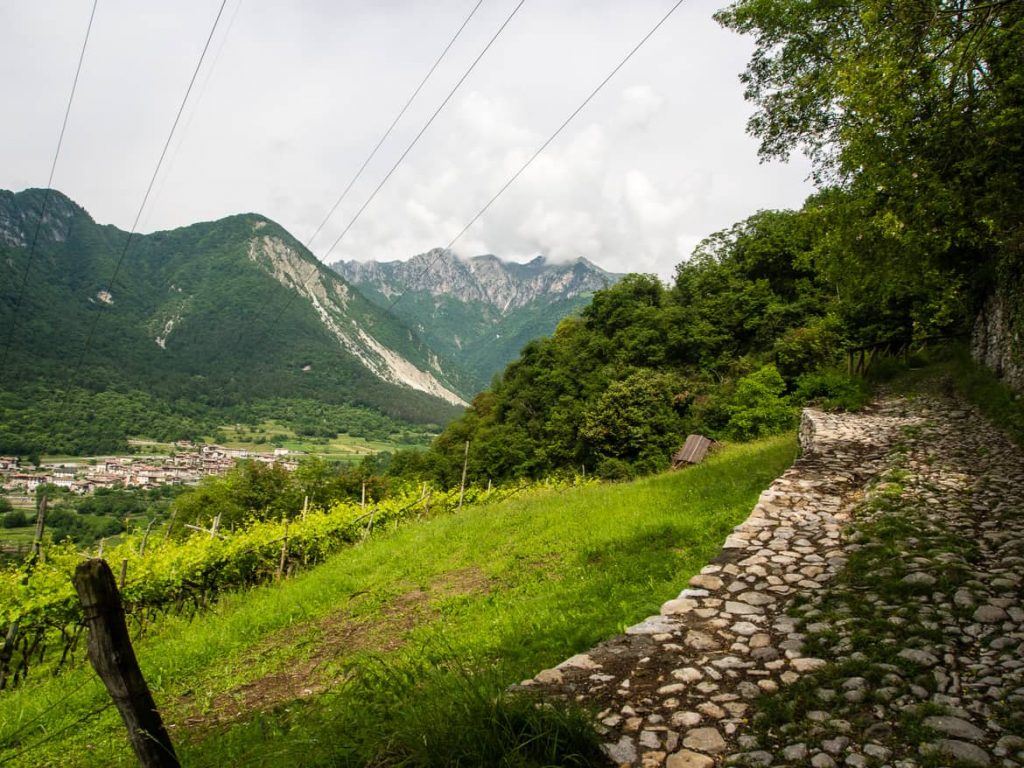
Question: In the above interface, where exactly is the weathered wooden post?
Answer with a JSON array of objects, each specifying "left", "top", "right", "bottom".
[
  {"left": 119, "top": 558, "right": 129, "bottom": 590},
  {"left": 457, "top": 440, "right": 470, "bottom": 511},
  {"left": 276, "top": 520, "right": 289, "bottom": 581},
  {"left": 139, "top": 518, "right": 157, "bottom": 556},
  {"left": 72, "top": 558, "right": 179, "bottom": 768},
  {"left": 30, "top": 494, "right": 48, "bottom": 562}
]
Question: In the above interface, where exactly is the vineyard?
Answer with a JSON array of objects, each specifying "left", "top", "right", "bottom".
[{"left": 0, "top": 478, "right": 586, "bottom": 689}]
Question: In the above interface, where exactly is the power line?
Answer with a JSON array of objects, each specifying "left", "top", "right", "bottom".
[
  {"left": 239, "top": 0, "right": 525, "bottom": 357},
  {"left": 304, "top": 0, "right": 486, "bottom": 251},
  {"left": 384, "top": 0, "right": 686, "bottom": 317},
  {"left": 61, "top": 0, "right": 229, "bottom": 403},
  {"left": 141, "top": 0, "right": 245, "bottom": 232},
  {"left": 0, "top": 0, "right": 98, "bottom": 380},
  {"left": 318, "top": 0, "right": 527, "bottom": 263}
]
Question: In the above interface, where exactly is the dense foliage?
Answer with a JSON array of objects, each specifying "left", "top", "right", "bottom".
[
  {"left": 716, "top": 0, "right": 1024, "bottom": 329},
  {"left": 0, "top": 190, "right": 461, "bottom": 454},
  {"left": 400, "top": 211, "right": 834, "bottom": 485}
]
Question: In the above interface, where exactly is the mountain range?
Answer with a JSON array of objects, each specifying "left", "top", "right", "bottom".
[
  {"left": 333, "top": 249, "right": 621, "bottom": 393},
  {"left": 0, "top": 189, "right": 619, "bottom": 453}
]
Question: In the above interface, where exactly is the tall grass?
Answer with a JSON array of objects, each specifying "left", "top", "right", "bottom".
[{"left": 0, "top": 435, "right": 797, "bottom": 767}]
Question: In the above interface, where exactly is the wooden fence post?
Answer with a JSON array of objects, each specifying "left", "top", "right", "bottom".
[
  {"left": 30, "top": 494, "right": 48, "bottom": 562},
  {"left": 276, "top": 520, "right": 289, "bottom": 581},
  {"left": 72, "top": 559, "right": 179, "bottom": 768},
  {"left": 457, "top": 440, "right": 469, "bottom": 511},
  {"left": 139, "top": 518, "right": 157, "bottom": 556},
  {"left": 120, "top": 558, "right": 129, "bottom": 590}
]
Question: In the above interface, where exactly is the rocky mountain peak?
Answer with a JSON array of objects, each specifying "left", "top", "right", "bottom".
[
  {"left": 0, "top": 188, "right": 89, "bottom": 248},
  {"left": 333, "top": 249, "right": 620, "bottom": 314}
]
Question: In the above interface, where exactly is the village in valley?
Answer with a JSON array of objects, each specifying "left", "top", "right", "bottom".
[{"left": 0, "top": 443, "right": 302, "bottom": 497}]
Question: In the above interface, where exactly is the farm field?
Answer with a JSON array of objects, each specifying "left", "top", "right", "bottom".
[
  {"left": 0, "top": 433, "right": 796, "bottom": 767},
  {"left": 208, "top": 420, "right": 428, "bottom": 461}
]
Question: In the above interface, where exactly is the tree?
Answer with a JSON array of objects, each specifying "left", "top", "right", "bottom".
[
  {"left": 724, "top": 365, "right": 797, "bottom": 440},
  {"left": 581, "top": 371, "right": 686, "bottom": 470},
  {"left": 716, "top": 0, "right": 1024, "bottom": 316}
]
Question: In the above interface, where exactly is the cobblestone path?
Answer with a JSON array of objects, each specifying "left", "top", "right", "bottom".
[{"left": 518, "top": 394, "right": 1024, "bottom": 768}]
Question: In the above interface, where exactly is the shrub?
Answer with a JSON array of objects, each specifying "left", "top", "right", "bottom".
[
  {"left": 772, "top": 317, "right": 842, "bottom": 380},
  {"left": 793, "top": 370, "right": 871, "bottom": 411},
  {"left": 595, "top": 457, "right": 635, "bottom": 481},
  {"left": 1, "top": 510, "right": 29, "bottom": 529},
  {"left": 724, "top": 364, "right": 797, "bottom": 440}
]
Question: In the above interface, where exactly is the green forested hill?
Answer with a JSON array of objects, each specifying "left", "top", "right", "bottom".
[
  {"left": 334, "top": 251, "right": 621, "bottom": 394},
  {"left": 400, "top": 0, "right": 1023, "bottom": 488},
  {"left": 0, "top": 189, "right": 465, "bottom": 454}
]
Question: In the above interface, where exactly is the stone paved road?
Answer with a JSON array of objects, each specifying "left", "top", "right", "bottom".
[{"left": 518, "top": 394, "right": 1024, "bottom": 768}]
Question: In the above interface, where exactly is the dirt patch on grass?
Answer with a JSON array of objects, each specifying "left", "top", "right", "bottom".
[{"left": 174, "top": 567, "right": 492, "bottom": 732}]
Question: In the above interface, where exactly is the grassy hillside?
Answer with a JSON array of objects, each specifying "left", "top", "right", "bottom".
[{"left": 0, "top": 434, "right": 795, "bottom": 767}]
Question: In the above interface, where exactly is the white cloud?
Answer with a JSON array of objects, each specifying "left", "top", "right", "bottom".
[{"left": 0, "top": 0, "right": 814, "bottom": 279}]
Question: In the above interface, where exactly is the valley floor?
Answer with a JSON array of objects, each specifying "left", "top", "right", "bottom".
[{"left": 0, "top": 434, "right": 796, "bottom": 767}]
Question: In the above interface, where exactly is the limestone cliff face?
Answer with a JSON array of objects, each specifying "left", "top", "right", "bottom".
[
  {"left": 248, "top": 234, "right": 467, "bottom": 407},
  {"left": 972, "top": 289, "right": 1024, "bottom": 392},
  {"left": 333, "top": 249, "right": 619, "bottom": 315},
  {"left": 332, "top": 249, "right": 623, "bottom": 395}
]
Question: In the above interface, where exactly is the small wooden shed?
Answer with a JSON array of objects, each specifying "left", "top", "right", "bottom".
[{"left": 671, "top": 434, "right": 716, "bottom": 469}]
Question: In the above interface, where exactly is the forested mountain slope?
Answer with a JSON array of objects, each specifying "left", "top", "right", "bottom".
[
  {"left": 0, "top": 189, "right": 465, "bottom": 454},
  {"left": 333, "top": 249, "right": 621, "bottom": 393}
]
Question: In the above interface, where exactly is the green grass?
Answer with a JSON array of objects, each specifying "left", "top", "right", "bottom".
[
  {"left": 0, "top": 527, "right": 35, "bottom": 545},
  {"left": 0, "top": 434, "right": 796, "bottom": 767},
  {"left": 209, "top": 420, "right": 429, "bottom": 461}
]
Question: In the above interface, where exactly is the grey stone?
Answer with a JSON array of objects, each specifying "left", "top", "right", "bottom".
[
  {"left": 973, "top": 605, "right": 1008, "bottom": 623},
  {"left": 898, "top": 648, "right": 939, "bottom": 667},
  {"left": 929, "top": 739, "right": 991, "bottom": 766},
  {"left": 923, "top": 715, "right": 986, "bottom": 742},
  {"left": 782, "top": 743, "right": 808, "bottom": 760},
  {"left": 902, "top": 571, "right": 936, "bottom": 587},
  {"left": 603, "top": 736, "right": 637, "bottom": 764},
  {"left": 682, "top": 727, "right": 726, "bottom": 754},
  {"left": 666, "top": 751, "right": 714, "bottom": 768}
]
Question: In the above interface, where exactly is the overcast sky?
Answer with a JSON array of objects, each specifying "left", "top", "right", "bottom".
[{"left": 1, "top": 0, "right": 813, "bottom": 278}]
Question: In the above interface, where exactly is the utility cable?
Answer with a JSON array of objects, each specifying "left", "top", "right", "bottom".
[
  {"left": 304, "top": 0, "right": 486, "bottom": 250},
  {"left": 60, "top": 0, "right": 229, "bottom": 407},
  {"left": 383, "top": 0, "right": 686, "bottom": 317},
  {"left": 240, "top": 0, "right": 525, "bottom": 357},
  {"left": 142, "top": 0, "right": 245, "bottom": 233},
  {"left": 319, "top": 0, "right": 527, "bottom": 262},
  {"left": 0, "top": 0, "right": 99, "bottom": 380}
]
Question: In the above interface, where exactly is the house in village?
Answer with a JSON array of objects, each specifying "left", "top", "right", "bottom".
[
  {"left": 4, "top": 473, "right": 49, "bottom": 492},
  {"left": 84, "top": 472, "right": 123, "bottom": 490},
  {"left": 50, "top": 466, "right": 78, "bottom": 490}
]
